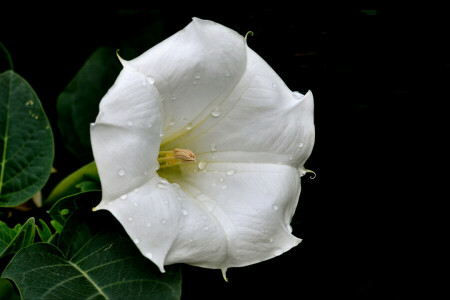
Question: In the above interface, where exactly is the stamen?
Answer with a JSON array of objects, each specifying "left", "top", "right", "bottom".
[{"left": 158, "top": 148, "right": 196, "bottom": 169}]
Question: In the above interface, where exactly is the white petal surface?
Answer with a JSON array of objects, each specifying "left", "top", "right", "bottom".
[
  {"left": 160, "top": 162, "right": 302, "bottom": 272},
  {"left": 127, "top": 18, "right": 247, "bottom": 139},
  {"left": 91, "top": 68, "right": 163, "bottom": 200},
  {"left": 163, "top": 47, "right": 315, "bottom": 171}
]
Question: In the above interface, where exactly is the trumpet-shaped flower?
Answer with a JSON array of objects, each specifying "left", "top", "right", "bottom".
[{"left": 91, "top": 18, "right": 315, "bottom": 279}]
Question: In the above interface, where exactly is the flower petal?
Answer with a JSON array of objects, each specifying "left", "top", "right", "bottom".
[
  {"left": 126, "top": 18, "right": 247, "bottom": 139},
  {"left": 163, "top": 47, "right": 315, "bottom": 170},
  {"left": 90, "top": 68, "right": 163, "bottom": 201},
  {"left": 105, "top": 161, "right": 302, "bottom": 273}
]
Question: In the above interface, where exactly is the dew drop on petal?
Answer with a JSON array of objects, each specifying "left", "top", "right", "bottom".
[
  {"left": 90, "top": 123, "right": 95, "bottom": 127},
  {"left": 298, "top": 142, "right": 304, "bottom": 148},
  {"left": 221, "top": 185, "right": 228, "bottom": 190},
  {"left": 269, "top": 238, "right": 274, "bottom": 243},
  {"left": 128, "top": 217, "right": 133, "bottom": 222},
  {"left": 158, "top": 178, "right": 169, "bottom": 189},
  {"left": 204, "top": 226, "right": 209, "bottom": 231},
  {"left": 171, "top": 95, "right": 177, "bottom": 100},
  {"left": 126, "top": 120, "right": 134, "bottom": 126},
  {"left": 197, "top": 161, "right": 207, "bottom": 170},
  {"left": 145, "top": 252, "right": 153, "bottom": 259},
  {"left": 210, "top": 143, "right": 217, "bottom": 152},
  {"left": 211, "top": 107, "right": 222, "bottom": 117},
  {"left": 272, "top": 82, "right": 277, "bottom": 88},
  {"left": 195, "top": 74, "right": 201, "bottom": 80},
  {"left": 185, "top": 123, "right": 193, "bottom": 130},
  {"left": 272, "top": 204, "right": 279, "bottom": 211},
  {"left": 219, "top": 178, "right": 224, "bottom": 183},
  {"left": 181, "top": 209, "right": 188, "bottom": 216},
  {"left": 193, "top": 81, "right": 198, "bottom": 85},
  {"left": 133, "top": 202, "right": 138, "bottom": 207},
  {"left": 120, "top": 194, "right": 128, "bottom": 200},
  {"left": 118, "top": 169, "right": 126, "bottom": 176},
  {"left": 134, "top": 188, "right": 139, "bottom": 193},
  {"left": 168, "top": 118, "right": 175, "bottom": 126},
  {"left": 146, "top": 223, "right": 152, "bottom": 228},
  {"left": 134, "top": 238, "right": 140, "bottom": 244},
  {"left": 226, "top": 169, "right": 236, "bottom": 176},
  {"left": 225, "top": 72, "right": 230, "bottom": 77},
  {"left": 161, "top": 219, "right": 167, "bottom": 224},
  {"left": 159, "top": 131, "right": 164, "bottom": 138},
  {"left": 147, "top": 77, "right": 155, "bottom": 85}
]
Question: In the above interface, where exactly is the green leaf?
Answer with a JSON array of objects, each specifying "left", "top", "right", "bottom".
[
  {"left": 57, "top": 47, "right": 122, "bottom": 164},
  {"left": 0, "top": 70, "right": 54, "bottom": 207},
  {"left": 0, "top": 217, "right": 35, "bottom": 258},
  {"left": 46, "top": 161, "right": 99, "bottom": 206},
  {"left": 2, "top": 211, "right": 182, "bottom": 300},
  {"left": 0, "top": 278, "right": 20, "bottom": 300},
  {"left": 0, "top": 42, "right": 13, "bottom": 72},
  {"left": 35, "top": 219, "right": 57, "bottom": 244},
  {"left": 48, "top": 189, "right": 101, "bottom": 227}
]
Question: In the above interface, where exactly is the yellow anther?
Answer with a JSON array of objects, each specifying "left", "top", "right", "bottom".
[{"left": 158, "top": 148, "right": 196, "bottom": 169}]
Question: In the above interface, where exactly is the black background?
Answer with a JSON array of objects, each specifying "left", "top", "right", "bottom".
[{"left": 1, "top": 6, "right": 446, "bottom": 299}]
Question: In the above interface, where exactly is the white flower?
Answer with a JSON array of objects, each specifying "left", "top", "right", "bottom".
[{"left": 91, "top": 18, "right": 314, "bottom": 279}]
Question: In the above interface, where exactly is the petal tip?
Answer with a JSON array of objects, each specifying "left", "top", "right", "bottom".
[{"left": 221, "top": 268, "right": 229, "bottom": 282}]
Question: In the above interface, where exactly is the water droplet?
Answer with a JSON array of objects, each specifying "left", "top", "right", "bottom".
[
  {"left": 204, "top": 226, "right": 209, "bottom": 231},
  {"left": 219, "top": 178, "right": 224, "bottom": 183},
  {"left": 161, "top": 219, "right": 167, "bottom": 224},
  {"left": 145, "top": 252, "right": 153, "bottom": 259},
  {"left": 147, "top": 77, "right": 155, "bottom": 85},
  {"left": 158, "top": 178, "right": 169, "bottom": 189},
  {"left": 298, "top": 142, "right": 304, "bottom": 148},
  {"left": 272, "top": 204, "right": 279, "bottom": 211},
  {"left": 210, "top": 143, "right": 217, "bottom": 152},
  {"left": 211, "top": 107, "right": 221, "bottom": 117},
  {"left": 221, "top": 185, "right": 228, "bottom": 190},
  {"left": 272, "top": 82, "right": 277, "bottom": 88},
  {"left": 126, "top": 120, "right": 134, "bottom": 126},
  {"left": 269, "top": 238, "right": 274, "bottom": 243},
  {"left": 133, "top": 202, "right": 138, "bottom": 207},
  {"left": 292, "top": 91, "right": 303, "bottom": 99},
  {"left": 147, "top": 122, "right": 153, "bottom": 128},
  {"left": 181, "top": 209, "right": 188, "bottom": 216},
  {"left": 201, "top": 214, "right": 207, "bottom": 220},
  {"left": 168, "top": 118, "right": 175, "bottom": 126},
  {"left": 197, "top": 161, "right": 207, "bottom": 170},
  {"left": 133, "top": 238, "right": 140, "bottom": 244},
  {"left": 118, "top": 169, "right": 126, "bottom": 176},
  {"left": 134, "top": 188, "right": 139, "bottom": 193},
  {"left": 193, "top": 81, "right": 198, "bottom": 85},
  {"left": 128, "top": 217, "right": 133, "bottom": 221},
  {"left": 289, "top": 156, "right": 293, "bottom": 161},
  {"left": 225, "top": 72, "right": 230, "bottom": 77},
  {"left": 170, "top": 95, "right": 177, "bottom": 100},
  {"left": 146, "top": 223, "right": 152, "bottom": 228},
  {"left": 159, "top": 131, "right": 164, "bottom": 138},
  {"left": 185, "top": 123, "right": 193, "bottom": 130},
  {"left": 172, "top": 183, "right": 180, "bottom": 190},
  {"left": 274, "top": 249, "right": 283, "bottom": 256},
  {"left": 226, "top": 169, "right": 236, "bottom": 176},
  {"left": 195, "top": 74, "right": 201, "bottom": 80},
  {"left": 90, "top": 123, "right": 96, "bottom": 127},
  {"left": 120, "top": 194, "right": 128, "bottom": 200}
]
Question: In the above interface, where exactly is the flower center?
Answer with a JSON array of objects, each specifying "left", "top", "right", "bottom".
[{"left": 158, "top": 148, "right": 196, "bottom": 169}]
